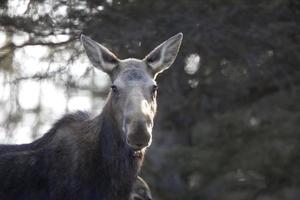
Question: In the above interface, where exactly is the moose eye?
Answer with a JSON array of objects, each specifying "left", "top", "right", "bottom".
[
  {"left": 151, "top": 85, "right": 158, "bottom": 95},
  {"left": 111, "top": 85, "right": 119, "bottom": 94}
]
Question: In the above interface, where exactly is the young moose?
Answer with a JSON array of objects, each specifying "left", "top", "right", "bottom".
[{"left": 0, "top": 33, "right": 182, "bottom": 200}]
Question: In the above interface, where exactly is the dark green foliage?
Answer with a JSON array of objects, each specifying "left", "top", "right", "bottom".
[{"left": 0, "top": 0, "right": 299, "bottom": 199}]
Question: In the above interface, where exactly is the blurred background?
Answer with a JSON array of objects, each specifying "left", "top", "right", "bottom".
[{"left": 0, "top": 0, "right": 299, "bottom": 199}]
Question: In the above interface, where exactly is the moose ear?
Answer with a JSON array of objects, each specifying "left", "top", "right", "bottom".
[
  {"left": 81, "top": 34, "right": 119, "bottom": 75},
  {"left": 144, "top": 33, "right": 183, "bottom": 77}
]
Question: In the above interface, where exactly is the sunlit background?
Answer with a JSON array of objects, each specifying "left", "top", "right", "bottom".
[
  {"left": 0, "top": 0, "right": 111, "bottom": 143},
  {"left": 0, "top": 0, "right": 299, "bottom": 199},
  {"left": 0, "top": 0, "right": 202, "bottom": 144}
]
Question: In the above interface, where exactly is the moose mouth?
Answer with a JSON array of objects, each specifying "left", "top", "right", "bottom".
[
  {"left": 126, "top": 136, "right": 149, "bottom": 158},
  {"left": 130, "top": 148, "right": 144, "bottom": 159},
  {"left": 133, "top": 150, "right": 143, "bottom": 158}
]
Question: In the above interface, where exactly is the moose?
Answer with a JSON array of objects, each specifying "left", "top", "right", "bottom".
[{"left": 0, "top": 33, "right": 182, "bottom": 200}]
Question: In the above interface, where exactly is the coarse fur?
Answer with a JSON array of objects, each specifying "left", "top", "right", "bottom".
[{"left": 0, "top": 104, "right": 143, "bottom": 199}]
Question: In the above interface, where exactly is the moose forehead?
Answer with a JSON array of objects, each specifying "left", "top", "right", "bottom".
[
  {"left": 114, "top": 59, "right": 154, "bottom": 86},
  {"left": 122, "top": 69, "right": 146, "bottom": 81}
]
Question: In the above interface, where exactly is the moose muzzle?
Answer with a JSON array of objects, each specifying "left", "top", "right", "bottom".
[{"left": 124, "top": 97, "right": 153, "bottom": 150}]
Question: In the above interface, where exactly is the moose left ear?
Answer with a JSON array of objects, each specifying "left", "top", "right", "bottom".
[{"left": 144, "top": 33, "right": 183, "bottom": 77}]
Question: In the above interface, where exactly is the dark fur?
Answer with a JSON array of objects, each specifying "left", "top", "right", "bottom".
[{"left": 0, "top": 101, "right": 144, "bottom": 200}]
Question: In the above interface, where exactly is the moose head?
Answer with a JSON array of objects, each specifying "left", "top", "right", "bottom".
[{"left": 81, "top": 33, "right": 183, "bottom": 152}]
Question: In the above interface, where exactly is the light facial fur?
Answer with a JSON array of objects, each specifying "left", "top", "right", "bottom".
[{"left": 81, "top": 33, "right": 183, "bottom": 151}]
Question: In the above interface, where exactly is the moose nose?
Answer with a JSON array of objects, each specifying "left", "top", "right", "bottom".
[{"left": 127, "top": 121, "right": 152, "bottom": 150}]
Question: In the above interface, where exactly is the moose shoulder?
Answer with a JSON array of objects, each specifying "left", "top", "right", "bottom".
[{"left": 0, "top": 33, "right": 182, "bottom": 200}]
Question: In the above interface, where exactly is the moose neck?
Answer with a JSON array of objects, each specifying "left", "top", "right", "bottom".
[{"left": 100, "top": 95, "right": 126, "bottom": 156}]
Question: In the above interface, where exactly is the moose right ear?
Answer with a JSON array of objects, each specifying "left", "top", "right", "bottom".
[
  {"left": 81, "top": 34, "right": 119, "bottom": 75},
  {"left": 144, "top": 33, "right": 183, "bottom": 78}
]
